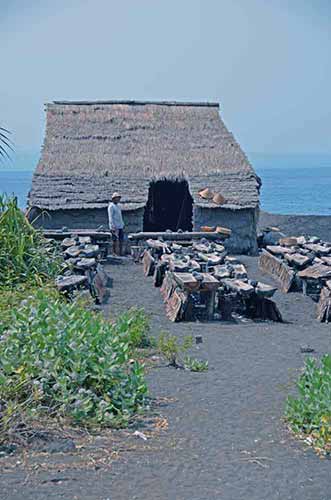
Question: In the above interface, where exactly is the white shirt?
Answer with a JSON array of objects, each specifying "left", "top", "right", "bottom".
[{"left": 108, "top": 202, "right": 124, "bottom": 230}]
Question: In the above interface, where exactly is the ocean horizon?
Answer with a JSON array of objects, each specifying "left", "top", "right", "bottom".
[{"left": 0, "top": 152, "right": 331, "bottom": 215}]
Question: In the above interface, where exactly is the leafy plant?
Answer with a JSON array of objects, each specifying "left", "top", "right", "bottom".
[
  {"left": 114, "top": 308, "right": 152, "bottom": 349},
  {"left": 183, "top": 357, "right": 209, "bottom": 372},
  {"left": 158, "top": 333, "right": 193, "bottom": 368},
  {"left": 0, "top": 195, "right": 61, "bottom": 286},
  {"left": 285, "top": 355, "right": 331, "bottom": 452},
  {"left": 0, "top": 292, "right": 148, "bottom": 443}
]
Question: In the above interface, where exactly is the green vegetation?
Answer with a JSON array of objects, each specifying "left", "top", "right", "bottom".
[
  {"left": 158, "top": 332, "right": 193, "bottom": 368},
  {"left": 0, "top": 196, "right": 150, "bottom": 444},
  {"left": 114, "top": 308, "right": 153, "bottom": 349},
  {"left": 183, "top": 357, "right": 209, "bottom": 372},
  {"left": 157, "top": 332, "right": 208, "bottom": 372},
  {"left": 286, "top": 355, "right": 331, "bottom": 453},
  {"left": 0, "top": 294, "right": 148, "bottom": 442},
  {"left": 0, "top": 195, "right": 60, "bottom": 287}
]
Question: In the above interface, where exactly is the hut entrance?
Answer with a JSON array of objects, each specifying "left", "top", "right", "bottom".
[{"left": 143, "top": 179, "right": 193, "bottom": 232}]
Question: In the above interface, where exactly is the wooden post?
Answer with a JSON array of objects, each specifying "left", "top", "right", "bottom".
[{"left": 206, "top": 290, "right": 216, "bottom": 320}]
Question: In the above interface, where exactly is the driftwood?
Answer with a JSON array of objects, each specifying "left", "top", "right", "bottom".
[
  {"left": 259, "top": 250, "right": 296, "bottom": 293},
  {"left": 317, "top": 286, "right": 331, "bottom": 322}
]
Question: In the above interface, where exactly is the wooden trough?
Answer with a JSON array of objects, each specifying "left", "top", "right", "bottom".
[{"left": 138, "top": 234, "right": 282, "bottom": 323}]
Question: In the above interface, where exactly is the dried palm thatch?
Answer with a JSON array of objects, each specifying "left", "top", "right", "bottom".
[{"left": 28, "top": 101, "right": 260, "bottom": 212}]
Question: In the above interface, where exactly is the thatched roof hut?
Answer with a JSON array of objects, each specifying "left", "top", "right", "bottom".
[{"left": 28, "top": 100, "right": 260, "bottom": 253}]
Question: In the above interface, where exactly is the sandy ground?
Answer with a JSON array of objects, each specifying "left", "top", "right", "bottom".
[{"left": 1, "top": 214, "right": 331, "bottom": 500}]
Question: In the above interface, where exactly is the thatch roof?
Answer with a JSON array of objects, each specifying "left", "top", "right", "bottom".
[{"left": 29, "top": 100, "right": 260, "bottom": 211}]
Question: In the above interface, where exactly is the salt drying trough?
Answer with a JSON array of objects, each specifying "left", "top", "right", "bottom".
[
  {"left": 259, "top": 229, "right": 331, "bottom": 322},
  {"left": 130, "top": 228, "right": 282, "bottom": 323}
]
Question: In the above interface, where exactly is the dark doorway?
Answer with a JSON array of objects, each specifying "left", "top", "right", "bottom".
[{"left": 143, "top": 179, "right": 193, "bottom": 232}]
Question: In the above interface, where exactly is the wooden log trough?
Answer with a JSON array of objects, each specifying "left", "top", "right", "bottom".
[
  {"left": 135, "top": 232, "right": 282, "bottom": 323},
  {"left": 258, "top": 233, "right": 331, "bottom": 322}
]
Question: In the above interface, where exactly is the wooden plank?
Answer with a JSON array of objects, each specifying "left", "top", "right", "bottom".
[
  {"left": 317, "top": 286, "right": 331, "bottom": 322},
  {"left": 128, "top": 231, "right": 229, "bottom": 241},
  {"left": 212, "top": 243, "right": 225, "bottom": 253},
  {"left": 56, "top": 275, "right": 87, "bottom": 292},
  {"left": 214, "top": 265, "right": 231, "bottom": 280},
  {"left": 146, "top": 238, "right": 171, "bottom": 252},
  {"left": 284, "top": 252, "right": 313, "bottom": 269},
  {"left": 44, "top": 230, "right": 111, "bottom": 240},
  {"left": 142, "top": 250, "right": 155, "bottom": 277},
  {"left": 173, "top": 272, "right": 199, "bottom": 292},
  {"left": 298, "top": 264, "right": 331, "bottom": 280},
  {"left": 259, "top": 250, "right": 296, "bottom": 293},
  {"left": 255, "top": 282, "right": 277, "bottom": 298},
  {"left": 197, "top": 253, "right": 223, "bottom": 265},
  {"left": 279, "top": 237, "right": 299, "bottom": 247},
  {"left": 304, "top": 243, "right": 331, "bottom": 256},
  {"left": 232, "top": 264, "right": 247, "bottom": 279},
  {"left": 222, "top": 279, "right": 254, "bottom": 297},
  {"left": 266, "top": 245, "right": 296, "bottom": 257},
  {"left": 194, "top": 243, "right": 210, "bottom": 253},
  {"left": 199, "top": 273, "right": 220, "bottom": 291},
  {"left": 169, "top": 260, "right": 190, "bottom": 272}
]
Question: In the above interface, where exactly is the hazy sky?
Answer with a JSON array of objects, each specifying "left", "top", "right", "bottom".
[{"left": 1, "top": 0, "right": 330, "bottom": 156}]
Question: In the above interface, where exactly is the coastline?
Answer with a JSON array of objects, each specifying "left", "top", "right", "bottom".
[{"left": 259, "top": 210, "right": 331, "bottom": 242}]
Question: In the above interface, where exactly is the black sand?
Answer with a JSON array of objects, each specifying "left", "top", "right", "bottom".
[{"left": 1, "top": 214, "right": 331, "bottom": 500}]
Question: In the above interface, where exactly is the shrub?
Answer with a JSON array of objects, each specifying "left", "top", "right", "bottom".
[
  {"left": 158, "top": 333, "right": 193, "bottom": 367},
  {"left": 0, "top": 292, "right": 148, "bottom": 441},
  {"left": 113, "top": 308, "right": 152, "bottom": 349},
  {"left": 286, "top": 355, "right": 331, "bottom": 451},
  {"left": 0, "top": 195, "right": 60, "bottom": 286}
]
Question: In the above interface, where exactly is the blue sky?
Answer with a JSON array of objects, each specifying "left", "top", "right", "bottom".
[{"left": 1, "top": 0, "right": 330, "bottom": 164}]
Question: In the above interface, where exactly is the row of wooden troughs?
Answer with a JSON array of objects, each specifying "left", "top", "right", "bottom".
[
  {"left": 259, "top": 234, "right": 331, "bottom": 322},
  {"left": 129, "top": 230, "right": 282, "bottom": 323},
  {"left": 44, "top": 230, "right": 112, "bottom": 304}
]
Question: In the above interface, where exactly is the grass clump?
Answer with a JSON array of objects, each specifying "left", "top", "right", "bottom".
[
  {"left": 285, "top": 355, "right": 331, "bottom": 453},
  {"left": 183, "top": 357, "right": 209, "bottom": 372},
  {"left": 0, "top": 195, "right": 60, "bottom": 287},
  {"left": 157, "top": 333, "right": 208, "bottom": 372},
  {"left": 0, "top": 292, "right": 148, "bottom": 442}
]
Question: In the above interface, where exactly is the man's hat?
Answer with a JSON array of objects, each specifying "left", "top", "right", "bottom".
[{"left": 111, "top": 192, "right": 121, "bottom": 200}]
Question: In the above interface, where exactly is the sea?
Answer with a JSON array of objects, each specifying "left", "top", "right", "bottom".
[{"left": 0, "top": 153, "right": 331, "bottom": 215}]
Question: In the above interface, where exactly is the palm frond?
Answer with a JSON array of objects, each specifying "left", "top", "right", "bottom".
[{"left": 0, "top": 127, "right": 13, "bottom": 161}]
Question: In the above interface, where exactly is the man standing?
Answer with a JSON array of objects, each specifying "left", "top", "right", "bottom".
[{"left": 108, "top": 192, "right": 124, "bottom": 255}]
